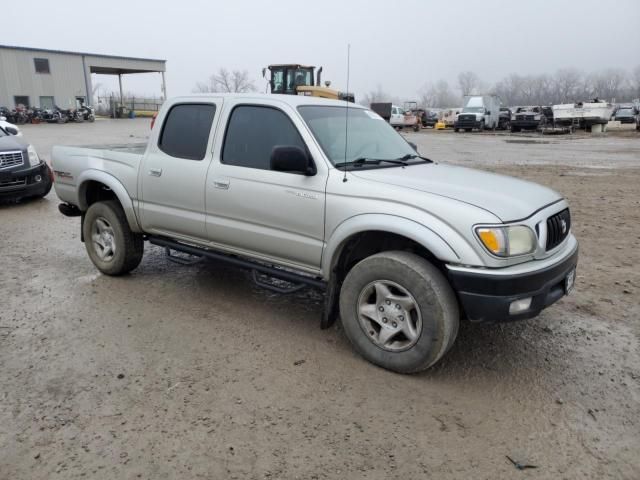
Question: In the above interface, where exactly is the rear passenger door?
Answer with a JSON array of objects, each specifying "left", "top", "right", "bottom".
[
  {"left": 140, "top": 101, "right": 220, "bottom": 241},
  {"left": 205, "top": 101, "right": 328, "bottom": 271}
]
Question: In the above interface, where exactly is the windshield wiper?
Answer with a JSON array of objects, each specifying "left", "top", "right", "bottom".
[
  {"left": 398, "top": 153, "right": 433, "bottom": 163},
  {"left": 335, "top": 154, "right": 432, "bottom": 169}
]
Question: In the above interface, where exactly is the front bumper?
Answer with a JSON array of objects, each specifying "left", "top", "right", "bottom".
[
  {"left": 0, "top": 161, "right": 52, "bottom": 199},
  {"left": 512, "top": 120, "right": 541, "bottom": 129},
  {"left": 446, "top": 243, "right": 578, "bottom": 323},
  {"left": 454, "top": 120, "right": 482, "bottom": 129}
]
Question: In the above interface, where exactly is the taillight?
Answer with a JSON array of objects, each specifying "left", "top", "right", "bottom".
[{"left": 151, "top": 112, "right": 158, "bottom": 130}]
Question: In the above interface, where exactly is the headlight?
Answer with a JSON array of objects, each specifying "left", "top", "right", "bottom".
[
  {"left": 476, "top": 225, "right": 536, "bottom": 257},
  {"left": 27, "top": 145, "right": 40, "bottom": 167}
]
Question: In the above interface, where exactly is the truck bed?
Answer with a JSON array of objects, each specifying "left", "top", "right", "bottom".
[{"left": 51, "top": 143, "right": 145, "bottom": 208}]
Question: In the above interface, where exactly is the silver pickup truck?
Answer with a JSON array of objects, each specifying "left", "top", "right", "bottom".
[{"left": 52, "top": 94, "right": 578, "bottom": 373}]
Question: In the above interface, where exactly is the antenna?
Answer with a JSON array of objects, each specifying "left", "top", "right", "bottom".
[{"left": 342, "top": 44, "right": 351, "bottom": 183}]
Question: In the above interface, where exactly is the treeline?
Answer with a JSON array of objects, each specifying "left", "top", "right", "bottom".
[{"left": 361, "top": 66, "right": 640, "bottom": 108}]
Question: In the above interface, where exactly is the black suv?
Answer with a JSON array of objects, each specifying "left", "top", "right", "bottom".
[
  {"left": 614, "top": 107, "right": 638, "bottom": 124},
  {"left": 0, "top": 126, "right": 52, "bottom": 201}
]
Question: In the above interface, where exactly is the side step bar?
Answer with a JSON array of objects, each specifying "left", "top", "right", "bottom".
[{"left": 148, "top": 236, "right": 326, "bottom": 291}]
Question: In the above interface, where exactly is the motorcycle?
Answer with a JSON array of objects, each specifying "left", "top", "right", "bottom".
[
  {"left": 43, "top": 107, "right": 67, "bottom": 124},
  {"left": 78, "top": 104, "right": 95, "bottom": 122}
]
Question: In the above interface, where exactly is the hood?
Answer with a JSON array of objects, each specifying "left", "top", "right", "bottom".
[
  {"left": 0, "top": 134, "right": 28, "bottom": 151},
  {"left": 350, "top": 163, "right": 562, "bottom": 222}
]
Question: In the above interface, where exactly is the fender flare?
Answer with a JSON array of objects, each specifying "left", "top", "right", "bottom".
[
  {"left": 321, "top": 214, "right": 462, "bottom": 278},
  {"left": 76, "top": 169, "right": 142, "bottom": 232}
]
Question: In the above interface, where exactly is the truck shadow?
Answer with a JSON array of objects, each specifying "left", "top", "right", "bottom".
[{"left": 175, "top": 253, "right": 570, "bottom": 381}]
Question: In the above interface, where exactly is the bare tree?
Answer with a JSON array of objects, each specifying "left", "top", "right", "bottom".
[
  {"left": 458, "top": 71, "right": 480, "bottom": 96},
  {"left": 359, "top": 85, "right": 391, "bottom": 106},
  {"left": 194, "top": 68, "right": 256, "bottom": 93},
  {"left": 553, "top": 68, "right": 583, "bottom": 103},
  {"left": 589, "top": 68, "right": 627, "bottom": 101},
  {"left": 632, "top": 65, "right": 640, "bottom": 98}
]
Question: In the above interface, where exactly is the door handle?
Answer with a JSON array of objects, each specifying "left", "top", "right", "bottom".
[
  {"left": 213, "top": 179, "right": 230, "bottom": 190},
  {"left": 149, "top": 168, "right": 163, "bottom": 177}
]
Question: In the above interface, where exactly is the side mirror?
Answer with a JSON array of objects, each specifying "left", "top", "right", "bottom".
[
  {"left": 6, "top": 127, "right": 18, "bottom": 135},
  {"left": 271, "top": 145, "right": 316, "bottom": 176},
  {"left": 486, "top": 111, "right": 491, "bottom": 115}
]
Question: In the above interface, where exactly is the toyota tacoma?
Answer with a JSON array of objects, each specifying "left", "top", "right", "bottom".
[{"left": 52, "top": 94, "right": 578, "bottom": 373}]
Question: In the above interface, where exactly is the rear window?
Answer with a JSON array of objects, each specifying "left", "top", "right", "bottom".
[{"left": 158, "top": 104, "right": 216, "bottom": 160}]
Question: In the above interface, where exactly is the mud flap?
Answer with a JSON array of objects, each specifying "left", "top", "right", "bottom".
[{"left": 321, "top": 276, "right": 340, "bottom": 329}]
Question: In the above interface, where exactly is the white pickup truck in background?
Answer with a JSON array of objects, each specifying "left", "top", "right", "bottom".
[{"left": 52, "top": 94, "right": 578, "bottom": 373}]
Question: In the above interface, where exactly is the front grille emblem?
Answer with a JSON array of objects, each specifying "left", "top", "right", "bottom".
[{"left": 560, "top": 219, "right": 567, "bottom": 234}]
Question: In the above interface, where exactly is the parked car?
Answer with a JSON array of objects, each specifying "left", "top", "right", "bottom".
[
  {"left": 614, "top": 107, "right": 638, "bottom": 124},
  {"left": 510, "top": 106, "right": 551, "bottom": 132},
  {"left": 52, "top": 94, "right": 578, "bottom": 373},
  {"left": 0, "top": 126, "right": 52, "bottom": 201},
  {"left": 421, "top": 110, "right": 438, "bottom": 128},
  {"left": 0, "top": 117, "right": 22, "bottom": 136}
]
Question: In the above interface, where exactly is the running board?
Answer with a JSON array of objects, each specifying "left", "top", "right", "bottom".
[{"left": 148, "top": 236, "right": 326, "bottom": 291}]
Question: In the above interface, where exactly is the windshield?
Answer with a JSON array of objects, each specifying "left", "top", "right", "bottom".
[
  {"left": 298, "top": 106, "right": 416, "bottom": 167},
  {"left": 616, "top": 109, "right": 633, "bottom": 117},
  {"left": 462, "top": 106, "right": 485, "bottom": 113},
  {"left": 287, "top": 68, "right": 313, "bottom": 91}
]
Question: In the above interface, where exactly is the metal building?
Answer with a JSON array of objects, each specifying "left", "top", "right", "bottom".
[{"left": 0, "top": 44, "right": 166, "bottom": 110}]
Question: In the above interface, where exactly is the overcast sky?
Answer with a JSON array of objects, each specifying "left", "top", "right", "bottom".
[{"left": 5, "top": 0, "right": 640, "bottom": 99}]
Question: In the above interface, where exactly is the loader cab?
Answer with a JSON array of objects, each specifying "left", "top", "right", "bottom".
[{"left": 266, "top": 64, "right": 316, "bottom": 95}]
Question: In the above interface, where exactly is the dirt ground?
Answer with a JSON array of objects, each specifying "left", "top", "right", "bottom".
[{"left": 1, "top": 120, "right": 639, "bottom": 479}]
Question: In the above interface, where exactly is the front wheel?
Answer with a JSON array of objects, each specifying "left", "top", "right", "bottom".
[
  {"left": 83, "top": 200, "right": 144, "bottom": 276},
  {"left": 339, "top": 251, "right": 459, "bottom": 373}
]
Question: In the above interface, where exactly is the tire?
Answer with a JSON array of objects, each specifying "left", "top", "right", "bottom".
[
  {"left": 454, "top": 128, "right": 459, "bottom": 132},
  {"left": 83, "top": 200, "right": 144, "bottom": 276},
  {"left": 479, "top": 120, "right": 485, "bottom": 131},
  {"left": 339, "top": 251, "right": 459, "bottom": 373},
  {"left": 511, "top": 126, "right": 520, "bottom": 133}
]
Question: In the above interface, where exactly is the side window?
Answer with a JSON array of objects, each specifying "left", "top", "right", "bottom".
[
  {"left": 222, "top": 105, "right": 305, "bottom": 170},
  {"left": 158, "top": 103, "right": 216, "bottom": 160}
]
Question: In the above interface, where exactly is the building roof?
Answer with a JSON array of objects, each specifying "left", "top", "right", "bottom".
[{"left": 0, "top": 44, "right": 165, "bottom": 63}]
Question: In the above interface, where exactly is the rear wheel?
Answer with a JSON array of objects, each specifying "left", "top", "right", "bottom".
[
  {"left": 83, "top": 200, "right": 144, "bottom": 276},
  {"left": 339, "top": 251, "right": 459, "bottom": 373}
]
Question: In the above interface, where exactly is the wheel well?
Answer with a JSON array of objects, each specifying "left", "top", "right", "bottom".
[
  {"left": 83, "top": 180, "right": 118, "bottom": 208},
  {"left": 320, "top": 230, "right": 445, "bottom": 329},
  {"left": 332, "top": 231, "right": 441, "bottom": 283}
]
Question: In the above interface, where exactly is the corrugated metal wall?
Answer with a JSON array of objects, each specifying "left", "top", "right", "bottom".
[
  {"left": 0, "top": 47, "right": 166, "bottom": 109},
  {"left": 0, "top": 48, "right": 87, "bottom": 108}
]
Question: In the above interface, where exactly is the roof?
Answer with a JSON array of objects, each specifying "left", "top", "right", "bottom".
[
  {"left": 268, "top": 64, "right": 315, "bottom": 69},
  {"left": 0, "top": 44, "right": 165, "bottom": 63},
  {"left": 172, "top": 93, "right": 363, "bottom": 108}
]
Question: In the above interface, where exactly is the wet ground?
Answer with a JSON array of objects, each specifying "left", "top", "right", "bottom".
[{"left": 1, "top": 119, "right": 639, "bottom": 479}]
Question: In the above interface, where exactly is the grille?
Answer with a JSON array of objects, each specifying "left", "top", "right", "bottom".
[
  {"left": 546, "top": 209, "right": 571, "bottom": 251},
  {"left": 516, "top": 114, "right": 535, "bottom": 121},
  {"left": 0, "top": 151, "right": 24, "bottom": 169},
  {"left": 0, "top": 178, "right": 26, "bottom": 188}
]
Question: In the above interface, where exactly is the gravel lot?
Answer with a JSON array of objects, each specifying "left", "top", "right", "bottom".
[{"left": 1, "top": 119, "right": 639, "bottom": 479}]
